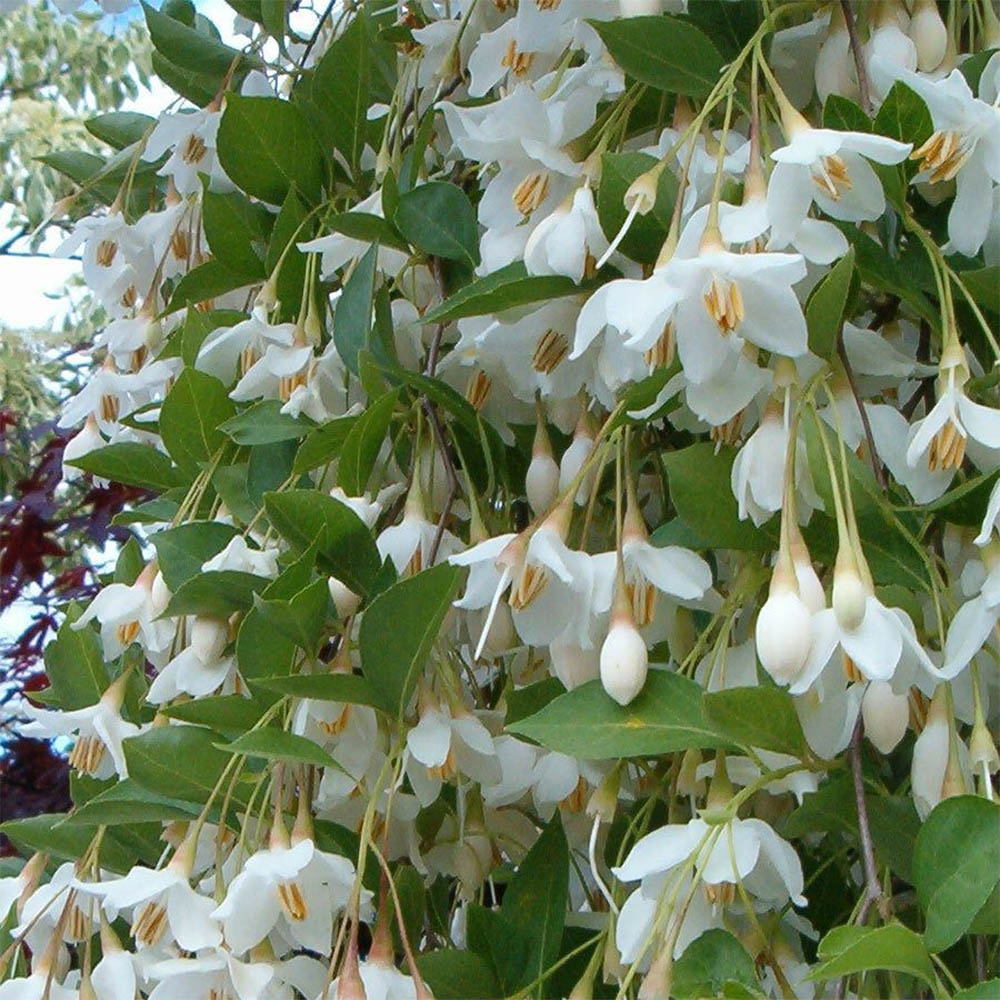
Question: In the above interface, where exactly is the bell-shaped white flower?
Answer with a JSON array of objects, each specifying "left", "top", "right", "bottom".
[
  {"left": 862, "top": 680, "right": 910, "bottom": 754},
  {"left": 815, "top": 2, "right": 859, "bottom": 103},
  {"left": 196, "top": 310, "right": 297, "bottom": 384},
  {"left": 524, "top": 182, "right": 608, "bottom": 282},
  {"left": 377, "top": 477, "right": 462, "bottom": 576},
  {"left": 147, "top": 615, "right": 236, "bottom": 704},
  {"left": 906, "top": 339, "right": 1000, "bottom": 473},
  {"left": 202, "top": 535, "right": 280, "bottom": 578},
  {"left": 143, "top": 107, "right": 227, "bottom": 197},
  {"left": 767, "top": 103, "right": 911, "bottom": 244}
]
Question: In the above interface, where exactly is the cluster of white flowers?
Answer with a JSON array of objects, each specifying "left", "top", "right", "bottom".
[{"left": 4, "top": 1, "right": 1000, "bottom": 998}]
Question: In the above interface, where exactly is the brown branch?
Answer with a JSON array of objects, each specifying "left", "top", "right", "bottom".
[{"left": 841, "top": 0, "right": 873, "bottom": 115}]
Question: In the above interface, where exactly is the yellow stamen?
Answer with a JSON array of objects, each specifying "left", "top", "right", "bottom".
[
  {"left": 465, "top": 370, "right": 492, "bottom": 411},
  {"left": 131, "top": 900, "right": 169, "bottom": 946},
  {"left": 182, "top": 134, "right": 208, "bottom": 165},
  {"left": 501, "top": 38, "right": 534, "bottom": 75},
  {"left": 644, "top": 321, "right": 675, "bottom": 369},
  {"left": 702, "top": 276, "right": 744, "bottom": 333},
  {"left": 277, "top": 881, "right": 308, "bottom": 921},
  {"left": 96, "top": 239, "right": 118, "bottom": 268},
  {"left": 811, "top": 154, "right": 853, "bottom": 200},
  {"left": 509, "top": 562, "right": 549, "bottom": 610},
  {"left": 512, "top": 172, "right": 550, "bottom": 215},
  {"left": 532, "top": 329, "right": 569, "bottom": 374},
  {"left": 912, "top": 130, "right": 973, "bottom": 183}
]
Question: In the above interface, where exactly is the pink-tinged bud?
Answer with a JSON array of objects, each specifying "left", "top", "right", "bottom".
[
  {"left": 190, "top": 616, "right": 229, "bottom": 661},
  {"left": 328, "top": 576, "right": 361, "bottom": 618},
  {"left": 755, "top": 584, "right": 812, "bottom": 685},
  {"left": 600, "top": 613, "right": 648, "bottom": 706},
  {"left": 832, "top": 564, "right": 867, "bottom": 632},
  {"left": 862, "top": 681, "right": 909, "bottom": 754},
  {"left": 910, "top": 0, "right": 947, "bottom": 71},
  {"left": 526, "top": 451, "right": 560, "bottom": 516}
]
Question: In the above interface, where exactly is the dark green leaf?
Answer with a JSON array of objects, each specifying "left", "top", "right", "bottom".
[
  {"left": 590, "top": 15, "right": 723, "bottom": 98},
  {"left": 505, "top": 677, "right": 565, "bottom": 727},
  {"left": 673, "top": 929, "right": 760, "bottom": 999},
  {"left": 85, "top": 111, "right": 156, "bottom": 150},
  {"left": 219, "top": 729, "right": 340, "bottom": 770},
  {"left": 702, "top": 685, "right": 808, "bottom": 757},
  {"left": 202, "top": 187, "right": 270, "bottom": 280},
  {"left": 823, "top": 95, "right": 870, "bottom": 133},
  {"left": 338, "top": 389, "right": 398, "bottom": 495},
  {"left": 216, "top": 94, "right": 324, "bottom": 205},
  {"left": 417, "top": 950, "right": 501, "bottom": 1000},
  {"left": 253, "top": 578, "right": 330, "bottom": 654},
  {"left": 62, "top": 780, "right": 198, "bottom": 826},
  {"left": 124, "top": 725, "right": 235, "bottom": 807},
  {"left": 323, "top": 211, "right": 409, "bottom": 254},
  {"left": 359, "top": 563, "right": 461, "bottom": 715},
  {"left": 252, "top": 672, "right": 381, "bottom": 708},
  {"left": 151, "top": 521, "right": 238, "bottom": 590},
  {"left": 334, "top": 243, "right": 378, "bottom": 376},
  {"left": 167, "top": 258, "right": 254, "bottom": 313},
  {"left": 394, "top": 181, "right": 480, "bottom": 266},
  {"left": 808, "top": 924, "right": 936, "bottom": 987},
  {"left": 806, "top": 246, "right": 855, "bottom": 359},
  {"left": 159, "top": 368, "right": 236, "bottom": 474},
  {"left": 160, "top": 694, "right": 268, "bottom": 733},
  {"left": 143, "top": 1, "right": 253, "bottom": 77},
  {"left": 219, "top": 399, "right": 314, "bottom": 445},
  {"left": 913, "top": 796, "right": 1000, "bottom": 952},
  {"left": 42, "top": 604, "right": 109, "bottom": 710},
  {"left": 597, "top": 151, "right": 677, "bottom": 263},
  {"left": 293, "top": 415, "right": 360, "bottom": 473},
  {"left": 65, "top": 442, "right": 183, "bottom": 491},
  {"left": 162, "top": 569, "right": 269, "bottom": 617}
]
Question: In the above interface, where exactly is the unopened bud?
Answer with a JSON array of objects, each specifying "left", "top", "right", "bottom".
[
  {"left": 638, "top": 938, "right": 673, "bottom": 1000},
  {"left": 600, "top": 611, "right": 648, "bottom": 707},
  {"left": 329, "top": 577, "right": 361, "bottom": 618},
  {"left": 677, "top": 748, "right": 705, "bottom": 798},
  {"left": 832, "top": 563, "right": 867, "bottom": 632},
  {"left": 619, "top": 0, "right": 663, "bottom": 15},
  {"left": 862, "top": 681, "right": 909, "bottom": 754},
  {"left": 910, "top": 0, "right": 947, "bottom": 71},
  {"left": 526, "top": 448, "right": 559, "bottom": 517},
  {"left": 190, "top": 616, "right": 229, "bottom": 661},
  {"left": 756, "top": 573, "right": 812, "bottom": 685}
]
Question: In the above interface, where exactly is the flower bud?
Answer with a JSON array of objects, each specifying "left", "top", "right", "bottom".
[
  {"left": 910, "top": 0, "right": 947, "bottom": 72},
  {"left": 815, "top": 8, "right": 858, "bottom": 104},
  {"left": 151, "top": 570, "right": 171, "bottom": 617},
  {"left": 832, "top": 564, "right": 867, "bottom": 632},
  {"left": 559, "top": 411, "right": 596, "bottom": 505},
  {"left": 526, "top": 451, "right": 559, "bottom": 517},
  {"left": 862, "top": 681, "right": 909, "bottom": 754},
  {"left": 619, "top": 0, "right": 663, "bottom": 15},
  {"left": 328, "top": 576, "right": 361, "bottom": 618},
  {"left": 190, "top": 616, "right": 229, "bottom": 662},
  {"left": 62, "top": 417, "right": 104, "bottom": 481},
  {"left": 755, "top": 578, "right": 812, "bottom": 685},
  {"left": 600, "top": 613, "right": 648, "bottom": 706}
]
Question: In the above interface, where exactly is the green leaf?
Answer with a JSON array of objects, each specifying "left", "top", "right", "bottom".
[
  {"left": 143, "top": 1, "right": 254, "bottom": 77},
  {"left": 293, "top": 415, "right": 359, "bottom": 473},
  {"left": 160, "top": 694, "right": 268, "bottom": 733},
  {"left": 663, "top": 443, "right": 773, "bottom": 550},
  {"left": 85, "top": 111, "right": 156, "bottom": 150},
  {"left": 874, "top": 81, "right": 933, "bottom": 146},
  {"left": 823, "top": 95, "right": 870, "bottom": 133},
  {"left": 323, "top": 211, "right": 410, "bottom": 254},
  {"left": 252, "top": 672, "right": 381, "bottom": 708},
  {"left": 264, "top": 490, "right": 382, "bottom": 595},
  {"left": 502, "top": 814, "right": 569, "bottom": 995},
  {"left": 466, "top": 904, "right": 531, "bottom": 996},
  {"left": 266, "top": 186, "right": 311, "bottom": 321},
  {"left": 124, "top": 725, "right": 236, "bottom": 807},
  {"left": 114, "top": 537, "right": 144, "bottom": 585},
  {"left": 506, "top": 677, "right": 565, "bottom": 727},
  {"left": 808, "top": 924, "right": 936, "bottom": 988},
  {"left": 359, "top": 563, "right": 462, "bottom": 716},
  {"left": 394, "top": 181, "right": 480, "bottom": 267},
  {"left": 957, "top": 266, "right": 1000, "bottom": 316},
  {"left": 308, "top": 10, "right": 370, "bottom": 176},
  {"left": 913, "top": 796, "right": 1000, "bottom": 952},
  {"left": 151, "top": 521, "right": 238, "bottom": 590},
  {"left": 702, "top": 685, "right": 808, "bottom": 757},
  {"left": 422, "top": 260, "right": 584, "bottom": 324},
  {"left": 806, "top": 246, "right": 855, "bottom": 359},
  {"left": 218, "top": 729, "right": 339, "bottom": 770},
  {"left": 508, "top": 671, "right": 730, "bottom": 759},
  {"left": 247, "top": 439, "right": 297, "bottom": 508},
  {"left": 590, "top": 15, "right": 723, "bottom": 98},
  {"left": 62, "top": 780, "right": 198, "bottom": 826},
  {"left": 338, "top": 389, "right": 398, "bottom": 495},
  {"left": 216, "top": 94, "right": 324, "bottom": 206},
  {"left": 219, "top": 399, "right": 314, "bottom": 446},
  {"left": 160, "top": 368, "right": 236, "bottom": 474},
  {"left": 253, "top": 578, "right": 330, "bottom": 654},
  {"left": 0, "top": 815, "right": 143, "bottom": 874},
  {"left": 167, "top": 258, "right": 255, "bottom": 313},
  {"left": 597, "top": 151, "right": 677, "bottom": 263},
  {"left": 162, "top": 570, "right": 269, "bottom": 617},
  {"left": 673, "top": 929, "right": 760, "bottom": 999},
  {"left": 65, "top": 442, "right": 183, "bottom": 491},
  {"left": 929, "top": 469, "right": 1000, "bottom": 526},
  {"left": 954, "top": 981, "right": 1000, "bottom": 1000},
  {"left": 42, "top": 604, "right": 108, "bottom": 710},
  {"left": 334, "top": 243, "right": 379, "bottom": 376},
  {"left": 417, "top": 950, "right": 501, "bottom": 1000},
  {"left": 683, "top": 1, "right": 761, "bottom": 59},
  {"left": 202, "top": 187, "right": 270, "bottom": 280}
]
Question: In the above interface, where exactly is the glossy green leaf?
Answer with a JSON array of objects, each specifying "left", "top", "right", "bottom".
[
  {"left": 508, "top": 671, "right": 730, "bottom": 759},
  {"left": 62, "top": 780, "right": 199, "bottom": 826},
  {"left": 252, "top": 672, "right": 381, "bottom": 708},
  {"left": 359, "top": 563, "right": 462, "bottom": 716},
  {"left": 85, "top": 111, "right": 156, "bottom": 149},
  {"left": 201, "top": 187, "right": 270, "bottom": 280},
  {"left": 808, "top": 924, "right": 936, "bottom": 988},
  {"left": 142, "top": 1, "right": 253, "bottom": 78},
  {"left": 590, "top": 15, "right": 723, "bottom": 98},
  {"left": 124, "top": 725, "right": 235, "bottom": 807},
  {"left": 702, "top": 685, "right": 808, "bottom": 757},
  {"left": 162, "top": 569, "right": 270, "bottom": 617},
  {"left": 417, "top": 950, "right": 501, "bottom": 1000},
  {"left": 253, "top": 578, "right": 330, "bottom": 654},
  {"left": 673, "top": 929, "right": 760, "bottom": 999},
  {"left": 913, "top": 796, "right": 1000, "bottom": 952},
  {"left": 159, "top": 694, "right": 268, "bottom": 733},
  {"left": 293, "top": 415, "right": 359, "bottom": 473},
  {"left": 219, "top": 399, "right": 314, "bottom": 445},
  {"left": 41, "top": 604, "right": 109, "bottom": 710}
]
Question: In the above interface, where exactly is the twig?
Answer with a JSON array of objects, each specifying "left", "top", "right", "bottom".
[
  {"left": 840, "top": 0, "right": 872, "bottom": 115},
  {"left": 837, "top": 329, "right": 887, "bottom": 490},
  {"left": 849, "top": 718, "right": 883, "bottom": 925}
]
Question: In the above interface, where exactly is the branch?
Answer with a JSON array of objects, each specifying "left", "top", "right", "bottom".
[
  {"left": 840, "top": 1, "right": 873, "bottom": 115},
  {"left": 837, "top": 329, "right": 887, "bottom": 490}
]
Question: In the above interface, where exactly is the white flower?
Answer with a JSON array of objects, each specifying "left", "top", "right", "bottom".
[
  {"left": 524, "top": 183, "right": 608, "bottom": 282},
  {"left": 197, "top": 311, "right": 297, "bottom": 384},
  {"left": 144, "top": 108, "right": 227, "bottom": 197},
  {"left": 202, "top": 535, "right": 279, "bottom": 577},
  {"left": 906, "top": 342, "right": 1000, "bottom": 472},
  {"left": 211, "top": 838, "right": 356, "bottom": 955},
  {"left": 612, "top": 816, "right": 806, "bottom": 964},
  {"left": 405, "top": 699, "right": 501, "bottom": 805},
  {"left": 599, "top": 614, "right": 648, "bottom": 706},
  {"left": 23, "top": 677, "right": 139, "bottom": 779},
  {"left": 902, "top": 68, "right": 1000, "bottom": 256},
  {"left": 767, "top": 124, "right": 911, "bottom": 244},
  {"left": 147, "top": 616, "right": 236, "bottom": 704},
  {"left": 0, "top": 972, "right": 75, "bottom": 1000},
  {"left": 146, "top": 950, "right": 273, "bottom": 1000}
]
